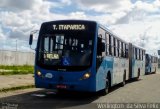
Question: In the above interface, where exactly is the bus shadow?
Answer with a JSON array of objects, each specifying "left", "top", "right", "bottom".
[
  {"left": 0, "top": 79, "right": 142, "bottom": 109},
  {"left": 109, "top": 78, "right": 142, "bottom": 93},
  {"left": 145, "top": 72, "right": 156, "bottom": 75},
  {"left": 0, "top": 89, "right": 100, "bottom": 109}
]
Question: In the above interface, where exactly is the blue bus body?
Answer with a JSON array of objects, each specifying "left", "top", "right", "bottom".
[
  {"left": 128, "top": 43, "right": 145, "bottom": 79},
  {"left": 145, "top": 54, "right": 158, "bottom": 74},
  {"left": 33, "top": 20, "right": 145, "bottom": 93}
]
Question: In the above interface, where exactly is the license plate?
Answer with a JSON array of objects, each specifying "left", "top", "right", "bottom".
[{"left": 56, "top": 85, "right": 67, "bottom": 89}]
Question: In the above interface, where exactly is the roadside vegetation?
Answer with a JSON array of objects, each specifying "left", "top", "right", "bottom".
[
  {"left": 0, "top": 65, "right": 34, "bottom": 75},
  {"left": 0, "top": 84, "right": 35, "bottom": 92}
]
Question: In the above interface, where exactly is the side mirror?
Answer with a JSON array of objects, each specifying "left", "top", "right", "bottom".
[{"left": 29, "top": 34, "right": 33, "bottom": 45}]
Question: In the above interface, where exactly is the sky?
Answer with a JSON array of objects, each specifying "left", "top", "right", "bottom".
[{"left": 0, "top": 0, "right": 160, "bottom": 55}]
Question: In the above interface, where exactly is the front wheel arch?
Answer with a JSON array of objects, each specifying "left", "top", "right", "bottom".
[{"left": 99, "top": 71, "right": 111, "bottom": 95}]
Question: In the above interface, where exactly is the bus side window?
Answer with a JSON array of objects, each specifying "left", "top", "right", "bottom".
[
  {"left": 137, "top": 49, "right": 139, "bottom": 60},
  {"left": 113, "top": 38, "right": 116, "bottom": 56},
  {"left": 111, "top": 36, "right": 114, "bottom": 56},
  {"left": 142, "top": 50, "right": 143, "bottom": 60},
  {"left": 117, "top": 40, "right": 119, "bottom": 57},
  {"left": 109, "top": 34, "right": 112, "bottom": 55},
  {"left": 97, "top": 35, "right": 102, "bottom": 56},
  {"left": 96, "top": 35, "right": 105, "bottom": 69},
  {"left": 123, "top": 43, "right": 125, "bottom": 58},
  {"left": 98, "top": 27, "right": 105, "bottom": 57},
  {"left": 106, "top": 33, "right": 109, "bottom": 55},
  {"left": 102, "top": 39, "right": 106, "bottom": 57},
  {"left": 139, "top": 49, "right": 141, "bottom": 60},
  {"left": 119, "top": 41, "right": 121, "bottom": 57},
  {"left": 137, "top": 48, "right": 139, "bottom": 60},
  {"left": 152, "top": 57, "right": 154, "bottom": 63},
  {"left": 132, "top": 47, "right": 134, "bottom": 59},
  {"left": 121, "top": 42, "right": 124, "bottom": 57},
  {"left": 141, "top": 50, "right": 143, "bottom": 60},
  {"left": 143, "top": 50, "right": 145, "bottom": 60},
  {"left": 154, "top": 57, "right": 156, "bottom": 63},
  {"left": 156, "top": 57, "right": 158, "bottom": 63},
  {"left": 125, "top": 44, "right": 128, "bottom": 58},
  {"left": 124, "top": 44, "right": 126, "bottom": 58},
  {"left": 154, "top": 57, "right": 155, "bottom": 63},
  {"left": 135, "top": 48, "right": 137, "bottom": 60},
  {"left": 115, "top": 38, "right": 118, "bottom": 57}
]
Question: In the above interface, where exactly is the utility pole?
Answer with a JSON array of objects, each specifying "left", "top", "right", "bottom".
[{"left": 16, "top": 40, "right": 17, "bottom": 51}]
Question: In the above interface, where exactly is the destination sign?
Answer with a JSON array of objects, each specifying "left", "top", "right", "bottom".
[{"left": 53, "top": 24, "right": 86, "bottom": 30}]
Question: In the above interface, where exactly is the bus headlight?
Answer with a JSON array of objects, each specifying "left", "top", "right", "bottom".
[
  {"left": 83, "top": 73, "right": 91, "bottom": 79},
  {"left": 37, "top": 71, "right": 42, "bottom": 76}
]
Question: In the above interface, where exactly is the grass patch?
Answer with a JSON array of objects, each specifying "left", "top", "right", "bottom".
[
  {"left": 0, "top": 65, "right": 33, "bottom": 70},
  {"left": 0, "top": 85, "right": 35, "bottom": 92},
  {"left": 0, "top": 65, "right": 34, "bottom": 75}
]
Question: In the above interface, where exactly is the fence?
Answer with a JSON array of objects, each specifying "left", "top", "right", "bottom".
[{"left": 0, "top": 50, "right": 35, "bottom": 66}]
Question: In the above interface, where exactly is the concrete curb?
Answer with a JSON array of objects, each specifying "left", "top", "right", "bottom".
[{"left": 0, "top": 84, "right": 35, "bottom": 92}]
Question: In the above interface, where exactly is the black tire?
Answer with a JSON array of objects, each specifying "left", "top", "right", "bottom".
[
  {"left": 121, "top": 73, "right": 126, "bottom": 87},
  {"left": 100, "top": 79, "right": 109, "bottom": 96},
  {"left": 154, "top": 68, "right": 156, "bottom": 74},
  {"left": 135, "top": 70, "right": 140, "bottom": 81},
  {"left": 100, "top": 73, "right": 112, "bottom": 96}
]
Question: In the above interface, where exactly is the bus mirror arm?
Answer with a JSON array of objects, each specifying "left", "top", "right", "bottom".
[
  {"left": 29, "top": 34, "right": 35, "bottom": 50},
  {"left": 29, "top": 34, "right": 33, "bottom": 45}
]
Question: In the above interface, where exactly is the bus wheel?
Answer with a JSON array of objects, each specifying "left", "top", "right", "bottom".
[
  {"left": 100, "top": 78, "right": 109, "bottom": 96},
  {"left": 154, "top": 68, "right": 156, "bottom": 74},
  {"left": 121, "top": 73, "right": 126, "bottom": 87},
  {"left": 136, "top": 69, "right": 140, "bottom": 81}
]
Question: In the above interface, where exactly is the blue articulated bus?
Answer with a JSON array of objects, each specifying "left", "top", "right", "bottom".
[
  {"left": 145, "top": 54, "right": 158, "bottom": 74},
  {"left": 128, "top": 43, "right": 145, "bottom": 80},
  {"left": 29, "top": 20, "right": 145, "bottom": 94}
]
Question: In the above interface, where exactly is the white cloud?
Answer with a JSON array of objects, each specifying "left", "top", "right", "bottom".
[
  {"left": 110, "top": 17, "right": 160, "bottom": 54},
  {"left": 0, "top": 0, "right": 42, "bottom": 10},
  {"left": 0, "top": 26, "right": 5, "bottom": 39},
  {"left": 76, "top": 0, "right": 132, "bottom": 13},
  {"left": 60, "top": 0, "right": 72, "bottom": 5},
  {"left": 0, "top": 0, "right": 160, "bottom": 54},
  {"left": 1, "top": 12, "right": 25, "bottom": 27},
  {"left": 9, "top": 30, "right": 27, "bottom": 40},
  {"left": 69, "top": 12, "right": 87, "bottom": 19},
  {"left": 134, "top": 0, "right": 160, "bottom": 13},
  {"left": 0, "top": 0, "right": 54, "bottom": 40}
]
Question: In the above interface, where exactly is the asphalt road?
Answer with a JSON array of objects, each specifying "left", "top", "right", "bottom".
[{"left": 0, "top": 72, "right": 160, "bottom": 109}]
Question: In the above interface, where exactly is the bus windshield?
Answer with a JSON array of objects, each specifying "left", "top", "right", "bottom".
[{"left": 37, "top": 31, "right": 94, "bottom": 71}]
